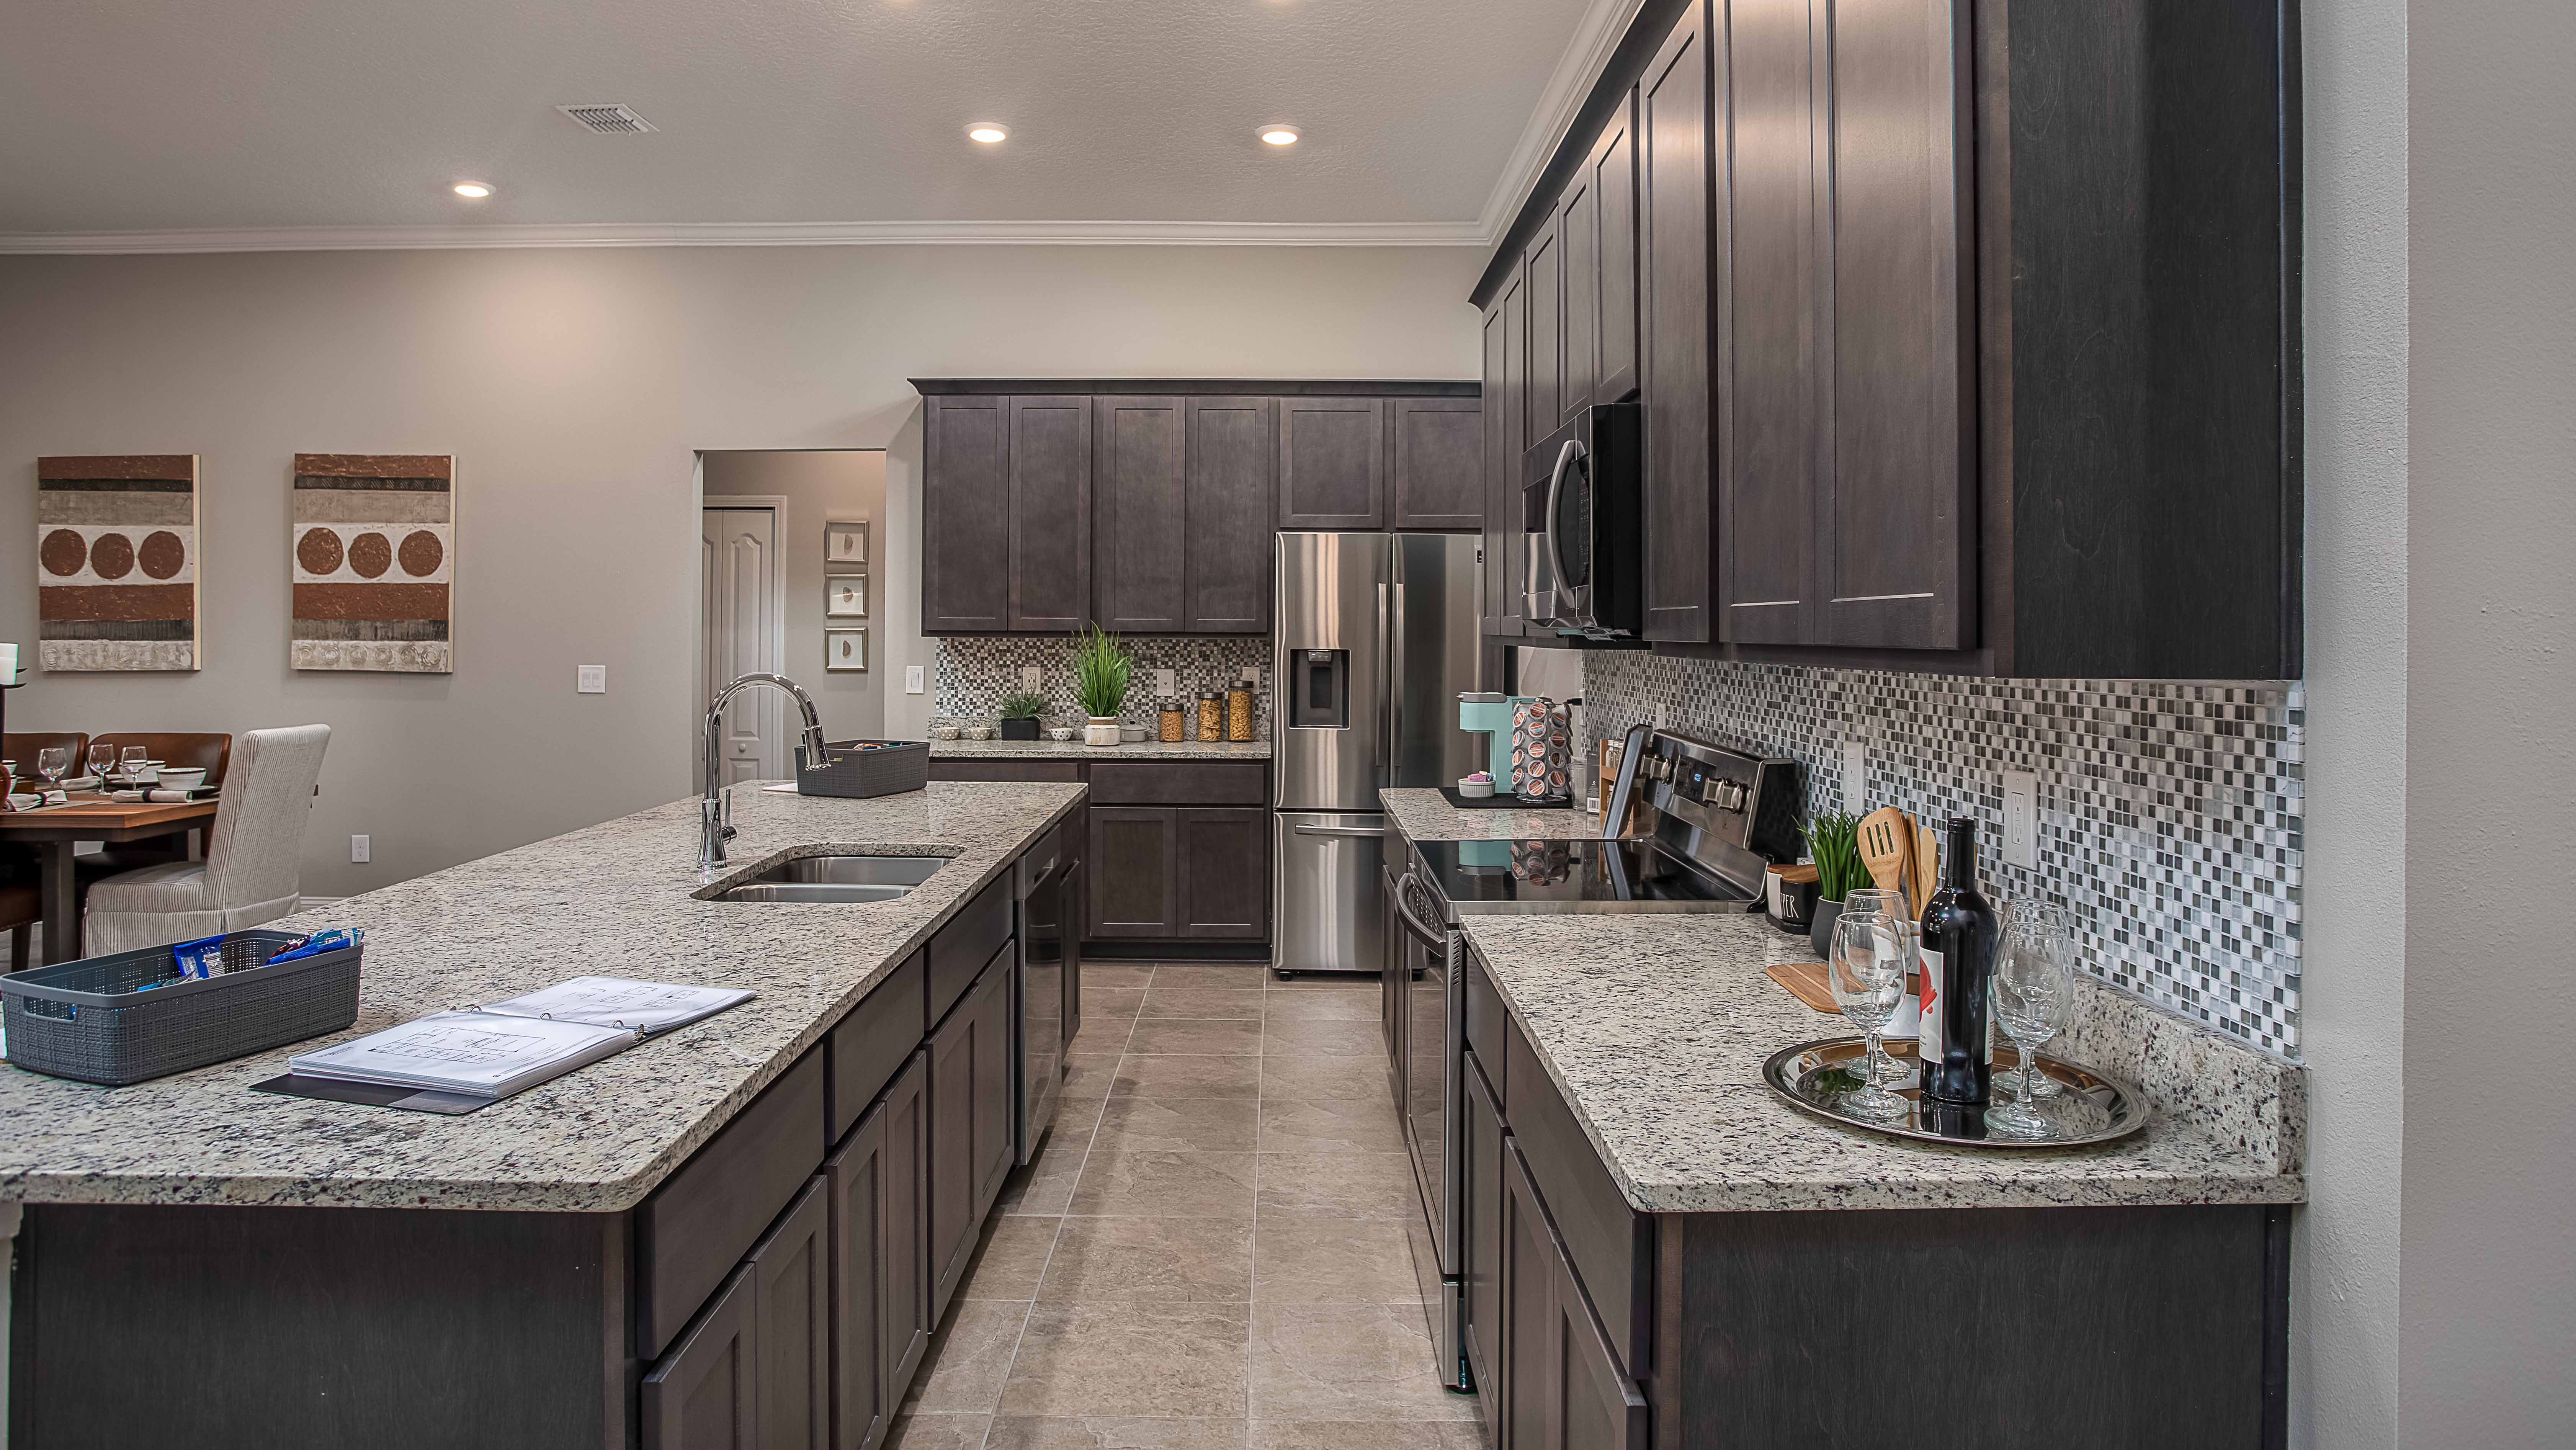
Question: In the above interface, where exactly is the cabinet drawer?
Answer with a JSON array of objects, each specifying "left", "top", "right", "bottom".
[
  {"left": 928, "top": 875, "right": 1013, "bottom": 1028},
  {"left": 928, "top": 761, "right": 1085, "bottom": 783},
  {"left": 830, "top": 950, "right": 927, "bottom": 1144},
  {"left": 1089, "top": 762, "right": 1266, "bottom": 806},
  {"left": 1505, "top": 1016, "right": 1651, "bottom": 1377},
  {"left": 1466, "top": 947, "right": 1509, "bottom": 1089},
  {"left": 637, "top": 1048, "right": 829, "bottom": 1362}
]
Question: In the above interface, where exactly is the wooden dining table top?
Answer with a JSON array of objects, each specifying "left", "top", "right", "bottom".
[{"left": 0, "top": 791, "right": 217, "bottom": 835}]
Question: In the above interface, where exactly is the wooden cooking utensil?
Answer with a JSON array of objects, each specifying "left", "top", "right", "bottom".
[
  {"left": 1857, "top": 807, "right": 1912, "bottom": 898},
  {"left": 1910, "top": 816, "right": 1941, "bottom": 917}
]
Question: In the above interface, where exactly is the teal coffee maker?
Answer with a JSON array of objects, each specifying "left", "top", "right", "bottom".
[{"left": 1457, "top": 693, "right": 1531, "bottom": 784}]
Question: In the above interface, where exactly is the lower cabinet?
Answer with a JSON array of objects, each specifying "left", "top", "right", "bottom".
[
  {"left": 1176, "top": 807, "right": 1269, "bottom": 938},
  {"left": 749, "top": 1179, "right": 832, "bottom": 1450},
  {"left": 827, "top": 1052, "right": 928, "bottom": 1450},
  {"left": 929, "top": 951, "right": 1017, "bottom": 1320},
  {"left": 642, "top": 1264, "right": 760, "bottom": 1450},
  {"left": 1462, "top": 1047, "right": 1507, "bottom": 1412},
  {"left": 1498, "top": 1143, "right": 1650, "bottom": 1450},
  {"left": 1087, "top": 805, "right": 1179, "bottom": 936}
]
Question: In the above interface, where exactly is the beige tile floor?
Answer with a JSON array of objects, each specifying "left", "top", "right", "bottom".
[{"left": 894, "top": 961, "right": 1487, "bottom": 1450}]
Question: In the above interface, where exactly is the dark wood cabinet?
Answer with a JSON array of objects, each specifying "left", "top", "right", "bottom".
[
  {"left": 1093, "top": 395, "right": 1187, "bottom": 632},
  {"left": 1006, "top": 396, "right": 1093, "bottom": 632},
  {"left": 1555, "top": 170, "right": 1597, "bottom": 425},
  {"left": 1087, "top": 805, "right": 1178, "bottom": 938},
  {"left": 878, "top": 1053, "right": 932, "bottom": 1398},
  {"left": 643, "top": 1264, "right": 758, "bottom": 1450},
  {"left": 1183, "top": 396, "right": 1274, "bottom": 630},
  {"left": 968, "top": 956, "right": 1015, "bottom": 1221},
  {"left": 922, "top": 396, "right": 1010, "bottom": 632},
  {"left": 1462, "top": 1047, "right": 1507, "bottom": 1417},
  {"left": 1483, "top": 268, "right": 1532, "bottom": 636},
  {"left": 1591, "top": 97, "right": 1641, "bottom": 406},
  {"left": 1637, "top": 2, "right": 1717, "bottom": 645},
  {"left": 1525, "top": 226, "right": 1563, "bottom": 436},
  {"left": 1502, "top": 1144, "right": 1650, "bottom": 1450},
  {"left": 927, "top": 953, "right": 1014, "bottom": 1321},
  {"left": 825, "top": 1095, "right": 889, "bottom": 1450},
  {"left": 1389, "top": 397, "right": 1484, "bottom": 531},
  {"left": 1175, "top": 806, "right": 1268, "bottom": 938},
  {"left": 748, "top": 1178, "right": 831, "bottom": 1450},
  {"left": 1276, "top": 396, "right": 1387, "bottom": 530}
]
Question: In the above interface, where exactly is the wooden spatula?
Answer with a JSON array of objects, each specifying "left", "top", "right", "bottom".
[
  {"left": 1910, "top": 816, "right": 1941, "bottom": 917},
  {"left": 1857, "top": 807, "right": 1912, "bottom": 899}
]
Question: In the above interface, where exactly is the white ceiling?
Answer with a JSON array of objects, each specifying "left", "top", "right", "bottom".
[{"left": 0, "top": 0, "right": 1634, "bottom": 250}]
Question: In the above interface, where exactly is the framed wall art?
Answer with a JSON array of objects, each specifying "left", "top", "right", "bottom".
[
  {"left": 824, "top": 627, "right": 868, "bottom": 672},
  {"left": 824, "top": 518, "right": 868, "bottom": 565},
  {"left": 825, "top": 574, "right": 867, "bottom": 618},
  {"left": 291, "top": 453, "right": 454, "bottom": 672},
  {"left": 36, "top": 454, "right": 201, "bottom": 671}
]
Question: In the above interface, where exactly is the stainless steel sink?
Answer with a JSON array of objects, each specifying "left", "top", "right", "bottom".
[{"left": 712, "top": 854, "right": 947, "bottom": 904}]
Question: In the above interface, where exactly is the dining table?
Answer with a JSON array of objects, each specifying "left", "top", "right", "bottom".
[{"left": 0, "top": 791, "right": 219, "bottom": 966}]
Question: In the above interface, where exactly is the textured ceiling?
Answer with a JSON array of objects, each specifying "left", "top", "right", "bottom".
[{"left": 0, "top": 0, "right": 1603, "bottom": 240}]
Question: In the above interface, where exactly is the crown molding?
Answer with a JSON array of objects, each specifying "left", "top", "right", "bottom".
[
  {"left": 1473, "top": 0, "right": 1652, "bottom": 245},
  {"left": 0, "top": 217, "right": 1491, "bottom": 256}
]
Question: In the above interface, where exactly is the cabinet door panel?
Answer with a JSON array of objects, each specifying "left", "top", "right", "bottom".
[
  {"left": 1558, "top": 172, "right": 1599, "bottom": 422},
  {"left": 1007, "top": 396, "right": 1093, "bottom": 632},
  {"left": 826, "top": 1105, "right": 888, "bottom": 1450},
  {"left": 1094, "top": 396, "right": 1187, "bottom": 633},
  {"left": 642, "top": 1265, "right": 757, "bottom": 1450},
  {"left": 969, "top": 959, "right": 1017, "bottom": 1221},
  {"left": 1087, "top": 806, "right": 1178, "bottom": 937},
  {"left": 1390, "top": 397, "right": 1485, "bottom": 531},
  {"left": 1185, "top": 396, "right": 1275, "bottom": 631},
  {"left": 1276, "top": 397, "right": 1388, "bottom": 530},
  {"left": 1463, "top": 1049, "right": 1506, "bottom": 1421},
  {"left": 1501, "top": 1143, "right": 1551, "bottom": 1450},
  {"left": 1176, "top": 807, "right": 1268, "bottom": 939},
  {"left": 1501, "top": 1145, "right": 1647, "bottom": 1450},
  {"left": 750, "top": 1178, "right": 831, "bottom": 1450},
  {"left": 1482, "top": 283, "right": 1528, "bottom": 636},
  {"left": 923, "top": 396, "right": 1010, "bottom": 632},
  {"left": 1594, "top": 95, "right": 1641, "bottom": 404},
  {"left": 927, "top": 964, "right": 1008, "bottom": 1320},
  {"left": 1638, "top": 5, "right": 1716, "bottom": 644},
  {"left": 1820, "top": 0, "right": 1972, "bottom": 649},
  {"left": 880, "top": 1055, "right": 932, "bottom": 1400},
  {"left": 1525, "top": 226, "right": 1563, "bottom": 436}
]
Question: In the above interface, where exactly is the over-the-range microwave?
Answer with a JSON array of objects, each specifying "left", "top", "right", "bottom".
[{"left": 1521, "top": 401, "right": 1642, "bottom": 639}]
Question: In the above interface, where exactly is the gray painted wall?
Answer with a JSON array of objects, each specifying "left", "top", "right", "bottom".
[
  {"left": 701, "top": 449, "right": 888, "bottom": 743},
  {"left": 0, "top": 244, "right": 1481, "bottom": 897}
]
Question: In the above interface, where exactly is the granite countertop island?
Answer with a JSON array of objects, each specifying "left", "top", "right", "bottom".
[
  {"left": 0, "top": 780, "right": 1083, "bottom": 1212},
  {"left": 931, "top": 738, "right": 1270, "bottom": 762},
  {"left": 1460, "top": 911, "right": 2306, "bottom": 1215},
  {"left": 1380, "top": 785, "right": 1598, "bottom": 840}
]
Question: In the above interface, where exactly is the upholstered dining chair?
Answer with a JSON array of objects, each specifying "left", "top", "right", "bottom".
[{"left": 82, "top": 724, "right": 330, "bottom": 955}]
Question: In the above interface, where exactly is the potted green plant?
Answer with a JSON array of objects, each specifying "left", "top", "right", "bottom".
[
  {"left": 1803, "top": 809, "right": 1870, "bottom": 959},
  {"left": 996, "top": 690, "right": 1048, "bottom": 741},
  {"left": 1073, "top": 625, "right": 1132, "bottom": 747}
]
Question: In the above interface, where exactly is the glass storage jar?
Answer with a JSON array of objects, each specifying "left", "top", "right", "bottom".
[
  {"left": 1159, "top": 700, "right": 1187, "bottom": 742},
  {"left": 1196, "top": 691, "right": 1223, "bottom": 742},
  {"left": 1227, "top": 684, "right": 1254, "bottom": 742}
]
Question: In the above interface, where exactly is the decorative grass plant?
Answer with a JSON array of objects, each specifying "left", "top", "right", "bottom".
[
  {"left": 1805, "top": 810, "right": 1868, "bottom": 903},
  {"left": 997, "top": 690, "right": 1048, "bottom": 722},
  {"left": 1073, "top": 626, "right": 1132, "bottom": 719}
]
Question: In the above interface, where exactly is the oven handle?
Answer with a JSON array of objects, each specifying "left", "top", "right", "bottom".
[
  {"left": 1544, "top": 437, "right": 1585, "bottom": 616},
  {"left": 1386, "top": 867, "right": 1449, "bottom": 952}
]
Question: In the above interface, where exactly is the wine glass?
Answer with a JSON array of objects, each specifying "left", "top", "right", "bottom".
[
  {"left": 1842, "top": 886, "right": 1907, "bottom": 922},
  {"left": 2002, "top": 901, "right": 2074, "bottom": 1099},
  {"left": 34, "top": 745, "right": 70, "bottom": 792},
  {"left": 120, "top": 745, "right": 149, "bottom": 784},
  {"left": 87, "top": 743, "right": 114, "bottom": 784},
  {"left": 1986, "top": 904, "right": 2078, "bottom": 1138},
  {"left": 1830, "top": 911, "right": 1916, "bottom": 1119}
]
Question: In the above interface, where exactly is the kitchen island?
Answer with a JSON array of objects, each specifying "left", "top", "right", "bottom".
[{"left": 2, "top": 779, "right": 1084, "bottom": 1449}]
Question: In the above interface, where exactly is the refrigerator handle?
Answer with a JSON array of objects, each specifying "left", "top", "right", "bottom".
[
  {"left": 1376, "top": 580, "right": 1392, "bottom": 781},
  {"left": 1387, "top": 566, "right": 1406, "bottom": 786}
]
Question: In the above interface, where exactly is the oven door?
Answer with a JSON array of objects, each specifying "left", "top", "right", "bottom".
[{"left": 1390, "top": 869, "right": 1457, "bottom": 1271}]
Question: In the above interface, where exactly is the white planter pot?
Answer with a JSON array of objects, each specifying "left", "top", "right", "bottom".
[{"left": 1085, "top": 717, "right": 1122, "bottom": 747}]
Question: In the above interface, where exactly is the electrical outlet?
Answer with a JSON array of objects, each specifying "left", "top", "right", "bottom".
[
  {"left": 1020, "top": 665, "right": 1043, "bottom": 690},
  {"left": 350, "top": 834, "right": 371, "bottom": 864},
  {"left": 1239, "top": 665, "right": 1261, "bottom": 685},
  {"left": 905, "top": 665, "right": 925, "bottom": 695},
  {"left": 1842, "top": 740, "right": 1868, "bottom": 813},
  {"left": 1154, "top": 668, "right": 1178, "bottom": 696},
  {"left": 2002, "top": 771, "right": 2039, "bottom": 869},
  {"left": 1654, "top": 702, "right": 1671, "bottom": 729},
  {"left": 575, "top": 664, "right": 606, "bottom": 694}
]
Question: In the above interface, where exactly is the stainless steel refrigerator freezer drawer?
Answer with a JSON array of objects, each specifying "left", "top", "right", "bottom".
[{"left": 1273, "top": 811, "right": 1389, "bottom": 975}]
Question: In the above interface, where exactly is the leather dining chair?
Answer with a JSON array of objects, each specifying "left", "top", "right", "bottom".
[
  {"left": 81, "top": 732, "right": 234, "bottom": 871},
  {"left": 83, "top": 725, "right": 330, "bottom": 955},
  {"left": 2, "top": 732, "right": 90, "bottom": 781}
]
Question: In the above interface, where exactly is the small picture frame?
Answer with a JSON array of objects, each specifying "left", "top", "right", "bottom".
[
  {"left": 825, "top": 519, "right": 868, "bottom": 565},
  {"left": 825, "top": 574, "right": 868, "bottom": 618},
  {"left": 824, "top": 627, "right": 868, "bottom": 672}
]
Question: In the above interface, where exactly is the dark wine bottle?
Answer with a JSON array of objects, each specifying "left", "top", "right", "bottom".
[{"left": 1916, "top": 816, "right": 1999, "bottom": 1105}]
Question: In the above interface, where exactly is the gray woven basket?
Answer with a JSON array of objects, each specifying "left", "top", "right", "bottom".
[
  {"left": 1, "top": 929, "right": 362, "bottom": 1086},
  {"left": 795, "top": 739, "right": 930, "bottom": 799}
]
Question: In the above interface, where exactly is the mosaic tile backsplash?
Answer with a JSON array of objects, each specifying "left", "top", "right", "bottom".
[
  {"left": 1581, "top": 652, "right": 2303, "bottom": 1059},
  {"left": 937, "top": 635, "right": 1272, "bottom": 737}
]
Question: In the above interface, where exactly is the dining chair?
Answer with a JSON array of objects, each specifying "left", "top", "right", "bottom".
[
  {"left": 2, "top": 731, "right": 90, "bottom": 779},
  {"left": 82, "top": 725, "right": 330, "bottom": 956},
  {"left": 80, "top": 732, "right": 235, "bottom": 872}
]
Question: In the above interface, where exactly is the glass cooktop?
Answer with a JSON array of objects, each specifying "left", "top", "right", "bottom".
[{"left": 1411, "top": 837, "right": 1757, "bottom": 915}]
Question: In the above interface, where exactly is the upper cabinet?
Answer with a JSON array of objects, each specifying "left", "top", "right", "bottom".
[
  {"left": 916, "top": 382, "right": 1476, "bottom": 634},
  {"left": 1481, "top": 278, "right": 1529, "bottom": 638},
  {"left": 1276, "top": 397, "right": 1388, "bottom": 530},
  {"left": 1464, "top": 0, "right": 2300, "bottom": 679}
]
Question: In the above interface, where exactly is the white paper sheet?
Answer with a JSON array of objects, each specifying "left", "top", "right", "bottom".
[
  {"left": 288, "top": 1011, "right": 635, "bottom": 1097},
  {"left": 477, "top": 976, "right": 755, "bottom": 1034}
]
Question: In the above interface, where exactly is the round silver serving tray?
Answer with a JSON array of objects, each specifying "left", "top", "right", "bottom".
[{"left": 1760, "top": 1036, "right": 2152, "bottom": 1149}]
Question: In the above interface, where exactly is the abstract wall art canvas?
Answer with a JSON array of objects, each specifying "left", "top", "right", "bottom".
[
  {"left": 291, "top": 453, "right": 454, "bottom": 672},
  {"left": 36, "top": 454, "right": 201, "bottom": 671}
]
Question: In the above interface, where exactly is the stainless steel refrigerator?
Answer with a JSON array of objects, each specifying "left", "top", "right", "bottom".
[{"left": 1272, "top": 531, "right": 1482, "bottom": 975}]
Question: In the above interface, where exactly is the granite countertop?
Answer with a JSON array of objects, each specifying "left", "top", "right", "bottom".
[
  {"left": 1459, "top": 912, "right": 2306, "bottom": 1215},
  {"left": 1380, "top": 785, "right": 1599, "bottom": 840},
  {"left": 931, "top": 739, "right": 1271, "bottom": 762},
  {"left": 0, "top": 781, "right": 1084, "bottom": 1213}
]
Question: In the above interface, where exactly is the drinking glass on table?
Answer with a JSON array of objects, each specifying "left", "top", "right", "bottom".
[
  {"left": 87, "top": 743, "right": 115, "bottom": 784},
  {"left": 1830, "top": 911, "right": 1916, "bottom": 1119},
  {"left": 1986, "top": 904, "right": 2079, "bottom": 1138},
  {"left": 119, "top": 745, "right": 150, "bottom": 784},
  {"left": 1842, "top": 887, "right": 1907, "bottom": 922},
  {"left": 2000, "top": 901, "right": 2075, "bottom": 1099},
  {"left": 34, "top": 745, "right": 70, "bottom": 791}
]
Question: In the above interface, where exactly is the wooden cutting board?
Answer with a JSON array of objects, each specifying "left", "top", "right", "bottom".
[{"left": 1765, "top": 960, "right": 1840, "bottom": 1014}]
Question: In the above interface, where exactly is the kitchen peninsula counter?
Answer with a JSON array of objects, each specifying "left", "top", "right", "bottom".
[
  {"left": 0, "top": 779, "right": 1083, "bottom": 1212},
  {"left": 929, "top": 738, "right": 1270, "bottom": 762},
  {"left": 1378, "top": 784, "right": 1597, "bottom": 840}
]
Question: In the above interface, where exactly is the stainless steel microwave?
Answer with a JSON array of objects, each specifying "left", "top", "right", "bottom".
[{"left": 1522, "top": 402, "right": 1642, "bottom": 637}]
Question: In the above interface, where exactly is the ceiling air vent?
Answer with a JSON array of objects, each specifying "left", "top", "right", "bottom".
[{"left": 557, "top": 104, "right": 656, "bottom": 134}]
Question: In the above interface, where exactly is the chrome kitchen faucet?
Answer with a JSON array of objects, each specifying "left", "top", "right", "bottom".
[{"left": 701, "top": 672, "right": 831, "bottom": 871}]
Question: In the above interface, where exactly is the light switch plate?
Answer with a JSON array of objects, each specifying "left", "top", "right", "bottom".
[
  {"left": 350, "top": 834, "right": 371, "bottom": 864},
  {"left": 1239, "top": 665, "right": 1261, "bottom": 685},
  {"left": 1842, "top": 741, "right": 1868, "bottom": 813},
  {"left": 575, "top": 664, "right": 606, "bottom": 694},
  {"left": 905, "top": 665, "right": 925, "bottom": 695},
  {"left": 2002, "top": 771, "right": 2039, "bottom": 869},
  {"left": 1020, "top": 665, "right": 1043, "bottom": 690},
  {"left": 1155, "top": 668, "right": 1177, "bottom": 696}
]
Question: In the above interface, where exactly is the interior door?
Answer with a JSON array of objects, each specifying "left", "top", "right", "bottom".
[{"left": 701, "top": 506, "right": 783, "bottom": 785}]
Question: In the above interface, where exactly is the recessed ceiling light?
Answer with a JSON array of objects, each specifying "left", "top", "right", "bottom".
[
  {"left": 1260, "top": 126, "right": 1300, "bottom": 147},
  {"left": 966, "top": 123, "right": 1008, "bottom": 144},
  {"left": 452, "top": 181, "right": 494, "bottom": 198}
]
